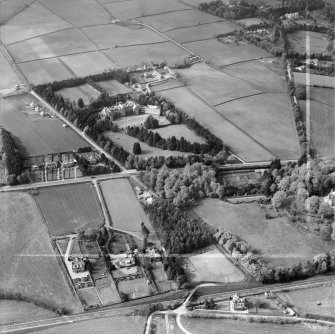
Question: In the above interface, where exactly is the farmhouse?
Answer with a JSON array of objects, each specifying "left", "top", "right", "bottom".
[
  {"left": 230, "top": 293, "right": 248, "bottom": 313},
  {"left": 142, "top": 105, "right": 161, "bottom": 116},
  {"left": 99, "top": 107, "right": 112, "bottom": 118},
  {"left": 72, "top": 257, "right": 86, "bottom": 274},
  {"left": 324, "top": 189, "right": 335, "bottom": 208}
]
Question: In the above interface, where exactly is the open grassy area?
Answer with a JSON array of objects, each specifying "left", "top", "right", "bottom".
[
  {"left": 0, "top": 51, "right": 22, "bottom": 90},
  {"left": 309, "top": 87, "right": 334, "bottom": 107},
  {"left": 0, "top": 192, "right": 81, "bottom": 312},
  {"left": 117, "top": 277, "right": 150, "bottom": 299},
  {"left": 151, "top": 79, "right": 184, "bottom": 92},
  {"left": 0, "top": 94, "right": 89, "bottom": 157},
  {"left": 36, "top": 183, "right": 104, "bottom": 236},
  {"left": 288, "top": 31, "right": 330, "bottom": 55},
  {"left": 194, "top": 199, "right": 335, "bottom": 268},
  {"left": 183, "top": 247, "right": 245, "bottom": 283},
  {"left": 294, "top": 72, "right": 335, "bottom": 89},
  {"left": 77, "top": 288, "right": 101, "bottom": 308},
  {"left": 96, "top": 80, "right": 132, "bottom": 96},
  {"left": 113, "top": 115, "right": 170, "bottom": 129},
  {"left": 59, "top": 84, "right": 100, "bottom": 105},
  {"left": 236, "top": 17, "right": 264, "bottom": 26},
  {"left": 278, "top": 284, "right": 335, "bottom": 318},
  {"left": 0, "top": 0, "right": 35, "bottom": 25}
]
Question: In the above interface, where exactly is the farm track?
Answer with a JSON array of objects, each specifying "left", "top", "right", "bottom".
[{"left": 161, "top": 19, "right": 225, "bottom": 33}]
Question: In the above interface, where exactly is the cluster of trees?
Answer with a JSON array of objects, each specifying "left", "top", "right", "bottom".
[
  {"left": 126, "top": 126, "right": 212, "bottom": 155},
  {"left": 145, "top": 200, "right": 212, "bottom": 254},
  {"left": 143, "top": 115, "right": 159, "bottom": 129},
  {"left": 163, "top": 256, "right": 186, "bottom": 287},
  {"left": 139, "top": 163, "right": 224, "bottom": 207}
]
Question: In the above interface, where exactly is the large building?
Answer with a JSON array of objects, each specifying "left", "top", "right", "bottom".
[{"left": 142, "top": 105, "right": 161, "bottom": 116}]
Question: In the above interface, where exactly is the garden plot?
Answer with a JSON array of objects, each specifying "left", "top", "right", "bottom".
[
  {"left": 60, "top": 52, "right": 117, "bottom": 77},
  {"left": 294, "top": 72, "right": 335, "bottom": 88},
  {"left": 215, "top": 93, "right": 300, "bottom": 160},
  {"left": 77, "top": 288, "right": 101, "bottom": 308},
  {"left": 137, "top": 9, "right": 223, "bottom": 32},
  {"left": 82, "top": 24, "right": 166, "bottom": 49},
  {"left": 102, "top": 0, "right": 191, "bottom": 20},
  {"left": 166, "top": 21, "right": 239, "bottom": 44},
  {"left": 0, "top": 1, "right": 72, "bottom": 45},
  {"left": 104, "top": 42, "right": 190, "bottom": 67},
  {"left": 96, "top": 284, "right": 121, "bottom": 305},
  {"left": 59, "top": 84, "right": 101, "bottom": 105},
  {"left": 36, "top": 183, "right": 104, "bottom": 236},
  {"left": 288, "top": 31, "right": 330, "bottom": 55},
  {"left": 117, "top": 277, "right": 150, "bottom": 299},
  {"left": 39, "top": 0, "right": 110, "bottom": 27},
  {"left": 96, "top": 80, "right": 132, "bottom": 96},
  {"left": 183, "top": 248, "right": 245, "bottom": 283},
  {"left": 18, "top": 58, "right": 74, "bottom": 85},
  {"left": 8, "top": 28, "right": 97, "bottom": 63},
  {"left": 184, "top": 39, "right": 269, "bottom": 67}
]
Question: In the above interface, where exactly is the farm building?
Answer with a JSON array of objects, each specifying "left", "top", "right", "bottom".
[
  {"left": 230, "top": 293, "right": 248, "bottom": 313},
  {"left": 324, "top": 189, "right": 335, "bottom": 208},
  {"left": 142, "top": 105, "right": 161, "bottom": 116},
  {"left": 99, "top": 107, "right": 112, "bottom": 118},
  {"left": 72, "top": 258, "right": 86, "bottom": 274}
]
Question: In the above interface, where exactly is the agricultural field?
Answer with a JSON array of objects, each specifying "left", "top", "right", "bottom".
[
  {"left": 137, "top": 9, "right": 223, "bottom": 32},
  {"left": 60, "top": 52, "right": 116, "bottom": 77},
  {"left": 117, "top": 277, "right": 150, "bottom": 299},
  {"left": 59, "top": 84, "right": 100, "bottom": 105},
  {"left": 0, "top": 51, "right": 22, "bottom": 90},
  {"left": 18, "top": 58, "right": 74, "bottom": 85},
  {"left": 35, "top": 315, "right": 146, "bottom": 334},
  {"left": 215, "top": 93, "right": 300, "bottom": 160},
  {"left": 288, "top": 31, "right": 330, "bottom": 55},
  {"left": 236, "top": 17, "right": 264, "bottom": 26},
  {"left": 0, "top": 94, "right": 89, "bottom": 157},
  {"left": 278, "top": 284, "right": 335, "bottom": 318},
  {"left": 102, "top": 0, "right": 191, "bottom": 20},
  {"left": 166, "top": 21, "right": 239, "bottom": 44},
  {"left": 100, "top": 178, "right": 152, "bottom": 238},
  {"left": 96, "top": 79, "right": 132, "bottom": 96},
  {"left": 159, "top": 86, "right": 274, "bottom": 162},
  {"left": 183, "top": 247, "right": 245, "bottom": 283},
  {"left": 309, "top": 87, "right": 335, "bottom": 107},
  {"left": 294, "top": 72, "right": 335, "bottom": 88},
  {"left": 0, "top": 192, "right": 81, "bottom": 313},
  {"left": 0, "top": 2, "right": 72, "bottom": 44},
  {"left": 104, "top": 131, "right": 194, "bottom": 158},
  {"left": 82, "top": 24, "right": 166, "bottom": 49},
  {"left": 36, "top": 183, "right": 104, "bottom": 236},
  {"left": 193, "top": 199, "right": 335, "bottom": 268},
  {"left": 151, "top": 79, "right": 184, "bottom": 92},
  {"left": 184, "top": 39, "right": 270, "bottom": 67},
  {"left": 0, "top": 0, "right": 35, "bottom": 25},
  {"left": 104, "top": 42, "right": 190, "bottom": 67}
]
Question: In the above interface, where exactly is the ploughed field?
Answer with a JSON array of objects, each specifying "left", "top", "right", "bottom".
[{"left": 0, "top": 192, "right": 81, "bottom": 312}]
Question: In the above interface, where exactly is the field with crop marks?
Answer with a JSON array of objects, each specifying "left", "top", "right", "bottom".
[
  {"left": 36, "top": 183, "right": 104, "bottom": 236},
  {"left": 0, "top": 192, "right": 81, "bottom": 312},
  {"left": 294, "top": 72, "right": 335, "bottom": 88},
  {"left": 96, "top": 80, "right": 132, "bottom": 96},
  {"left": 288, "top": 31, "right": 330, "bottom": 55},
  {"left": 194, "top": 199, "right": 335, "bottom": 268},
  {"left": 183, "top": 247, "right": 245, "bottom": 283},
  {"left": 0, "top": 94, "right": 90, "bottom": 157},
  {"left": 59, "top": 84, "right": 101, "bottom": 105}
]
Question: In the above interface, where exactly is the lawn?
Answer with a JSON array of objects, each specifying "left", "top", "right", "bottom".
[
  {"left": 183, "top": 248, "right": 245, "bottom": 283},
  {"left": 36, "top": 183, "right": 104, "bottom": 236},
  {"left": 104, "top": 131, "right": 194, "bottom": 158},
  {"left": 215, "top": 92, "right": 300, "bottom": 160},
  {"left": 100, "top": 178, "right": 152, "bottom": 238},
  {"left": 294, "top": 72, "right": 335, "bottom": 88},
  {"left": 60, "top": 52, "right": 117, "bottom": 77},
  {"left": 194, "top": 199, "right": 335, "bottom": 268},
  {"left": 117, "top": 277, "right": 150, "bottom": 299},
  {"left": 288, "top": 31, "right": 330, "bottom": 55},
  {"left": 59, "top": 84, "right": 101, "bottom": 105},
  {"left": 8, "top": 28, "right": 97, "bottom": 63},
  {"left": 82, "top": 24, "right": 166, "bottom": 49},
  {"left": 18, "top": 58, "right": 74, "bottom": 85},
  {"left": 104, "top": 42, "right": 190, "bottom": 67},
  {"left": 278, "top": 284, "right": 335, "bottom": 318},
  {"left": 159, "top": 86, "right": 274, "bottom": 162},
  {"left": 184, "top": 39, "right": 269, "bottom": 67},
  {"left": 0, "top": 1, "right": 71, "bottom": 44},
  {"left": 137, "top": 9, "right": 223, "bottom": 32},
  {"left": 77, "top": 288, "right": 101, "bottom": 308},
  {"left": 0, "top": 51, "right": 21, "bottom": 90},
  {"left": 166, "top": 20, "right": 239, "bottom": 43},
  {"left": 0, "top": 94, "right": 90, "bottom": 157},
  {"left": 113, "top": 115, "right": 170, "bottom": 129},
  {"left": 96, "top": 284, "right": 121, "bottom": 305},
  {"left": 96, "top": 80, "right": 132, "bottom": 96},
  {"left": 0, "top": 192, "right": 81, "bottom": 313}
]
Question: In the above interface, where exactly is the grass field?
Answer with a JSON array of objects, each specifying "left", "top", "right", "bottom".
[
  {"left": 0, "top": 1, "right": 72, "bottom": 45},
  {"left": 100, "top": 178, "right": 152, "bottom": 237},
  {"left": 77, "top": 288, "right": 101, "bottom": 308},
  {"left": 184, "top": 248, "right": 245, "bottom": 283},
  {"left": 159, "top": 86, "right": 274, "bottom": 162},
  {"left": 59, "top": 84, "right": 100, "bottom": 105},
  {"left": 18, "top": 58, "right": 74, "bottom": 85},
  {"left": 60, "top": 52, "right": 116, "bottom": 77},
  {"left": 36, "top": 183, "right": 104, "bottom": 236},
  {"left": 0, "top": 0, "right": 35, "bottom": 25},
  {"left": 0, "top": 94, "right": 90, "bottom": 157},
  {"left": 0, "top": 192, "right": 81, "bottom": 312},
  {"left": 104, "top": 42, "right": 190, "bottom": 67},
  {"left": 184, "top": 39, "right": 269, "bottom": 67},
  {"left": 117, "top": 277, "right": 150, "bottom": 299},
  {"left": 8, "top": 28, "right": 97, "bottom": 63},
  {"left": 222, "top": 171, "right": 261, "bottom": 187},
  {"left": 137, "top": 9, "right": 223, "bottom": 32},
  {"left": 309, "top": 87, "right": 334, "bottom": 107},
  {"left": 35, "top": 315, "right": 146, "bottom": 334},
  {"left": 96, "top": 80, "right": 132, "bottom": 96},
  {"left": 166, "top": 21, "right": 239, "bottom": 43},
  {"left": 236, "top": 17, "right": 264, "bottom": 26},
  {"left": 151, "top": 79, "right": 184, "bottom": 92},
  {"left": 215, "top": 93, "right": 300, "bottom": 160},
  {"left": 288, "top": 31, "right": 329, "bottom": 55},
  {"left": 96, "top": 284, "right": 121, "bottom": 305},
  {"left": 194, "top": 199, "right": 335, "bottom": 268},
  {"left": 278, "top": 284, "right": 335, "bottom": 318},
  {"left": 294, "top": 72, "right": 335, "bottom": 88},
  {"left": 104, "top": 131, "right": 194, "bottom": 158},
  {"left": 113, "top": 115, "right": 170, "bottom": 129},
  {"left": 0, "top": 51, "right": 21, "bottom": 90},
  {"left": 82, "top": 24, "right": 166, "bottom": 48}
]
